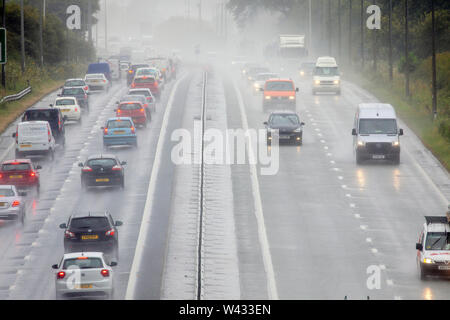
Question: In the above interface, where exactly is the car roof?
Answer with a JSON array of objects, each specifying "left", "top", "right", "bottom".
[
  {"left": 266, "top": 78, "right": 294, "bottom": 83},
  {"left": 63, "top": 252, "right": 104, "bottom": 259},
  {"left": 119, "top": 101, "right": 143, "bottom": 105},
  {"left": 86, "top": 154, "right": 117, "bottom": 160},
  {"left": 55, "top": 96, "right": 76, "bottom": 100},
  {"left": 26, "top": 106, "right": 58, "bottom": 111},
  {"left": 71, "top": 211, "right": 110, "bottom": 219},
  {"left": 107, "top": 117, "right": 133, "bottom": 121},
  {"left": 2, "top": 159, "right": 32, "bottom": 164},
  {"left": 270, "top": 110, "right": 298, "bottom": 116},
  {"left": 65, "top": 78, "right": 84, "bottom": 81},
  {"left": 358, "top": 103, "right": 396, "bottom": 119},
  {"left": 129, "top": 88, "right": 151, "bottom": 93},
  {"left": 85, "top": 73, "right": 105, "bottom": 77},
  {"left": 18, "top": 121, "right": 49, "bottom": 126},
  {"left": 135, "top": 75, "right": 155, "bottom": 79},
  {"left": 63, "top": 86, "right": 84, "bottom": 91}
]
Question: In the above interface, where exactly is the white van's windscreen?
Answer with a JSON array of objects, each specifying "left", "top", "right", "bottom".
[
  {"left": 359, "top": 119, "right": 398, "bottom": 134},
  {"left": 314, "top": 67, "right": 339, "bottom": 76}
]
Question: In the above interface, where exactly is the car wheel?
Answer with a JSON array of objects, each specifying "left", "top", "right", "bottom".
[
  {"left": 81, "top": 180, "right": 88, "bottom": 191},
  {"left": 393, "top": 154, "right": 400, "bottom": 165},
  {"left": 356, "top": 152, "right": 363, "bottom": 165},
  {"left": 133, "top": 141, "right": 138, "bottom": 148},
  {"left": 20, "top": 210, "right": 25, "bottom": 224},
  {"left": 36, "top": 183, "right": 40, "bottom": 195},
  {"left": 419, "top": 265, "right": 427, "bottom": 280},
  {"left": 55, "top": 292, "right": 62, "bottom": 300},
  {"left": 143, "top": 121, "right": 147, "bottom": 128},
  {"left": 114, "top": 245, "right": 119, "bottom": 261},
  {"left": 49, "top": 149, "right": 55, "bottom": 161}
]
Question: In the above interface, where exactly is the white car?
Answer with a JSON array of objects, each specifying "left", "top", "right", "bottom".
[
  {"left": 53, "top": 252, "right": 116, "bottom": 300},
  {"left": 84, "top": 73, "right": 109, "bottom": 93},
  {"left": 52, "top": 97, "right": 81, "bottom": 122},
  {"left": 135, "top": 67, "right": 164, "bottom": 89},
  {"left": 0, "top": 185, "right": 27, "bottom": 224},
  {"left": 416, "top": 213, "right": 450, "bottom": 280}
]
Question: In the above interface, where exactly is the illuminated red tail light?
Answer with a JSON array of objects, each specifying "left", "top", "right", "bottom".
[
  {"left": 105, "top": 229, "right": 115, "bottom": 236},
  {"left": 140, "top": 108, "right": 145, "bottom": 113},
  {"left": 29, "top": 171, "right": 36, "bottom": 177},
  {"left": 101, "top": 269, "right": 109, "bottom": 277},
  {"left": 64, "top": 230, "right": 75, "bottom": 239},
  {"left": 131, "top": 83, "right": 136, "bottom": 88},
  {"left": 84, "top": 86, "right": 88, "bottom": 91},
  {"left": 0, "top": 174, "right": 3, "bottom": 179},
  {"left": 104, "top": 128, "right": 108, "bottom": 135},
  {"left": 57, "top": 271, "right": 66, "bottom": 279},
  {"left": 131, "top": 127, "right": 135, "bottom": 134},
  {"left": 112, "top": 166, "right": 122, "bottom": 171},
  {"left": 12, "top": 200, "right": 20, "bottom": 207},
  {"left": 82, "top": 167, "right": 93, "bottom": 172}
]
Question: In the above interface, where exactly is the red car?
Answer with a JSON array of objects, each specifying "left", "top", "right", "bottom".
[
  {"left": 115, "top": 101, "right": 148, "bottom": 127},
  {"left": 131, "top": 76, "right": 160, "bottom": 100},
  {"left": 0, "top": 159, "right": 42, "bottom": 193}
]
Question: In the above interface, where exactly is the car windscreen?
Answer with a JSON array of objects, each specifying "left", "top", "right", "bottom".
[
  {"left": 358, "top": 119, "right": 397, "bottom": 134},
  {"left": 425, "top": 232, "right": 450, "bottom": 250},
  {"left": 70, "top": 217, "right": 110, "bottom": 229},
  {"left": 56, "top": 99, "right": 76, "bottom": 106},
  {"left": 63, "top": 258, "right": 104, "bottom": 270},
  {"left": 0, "top": 189, "right": 15, "bottom": 197},
  {"left": 314, "top": 66, "right": 339, "bottom": 76},
  {"left": 24, "top": 110, "right": 58, "bottom": 121},
  {"left": 134, "top": 77, "right": 155, "bottom": 84},
  {"left": 65, "top": 80, "right": 85, "bottom": 87},
  {"left": 120, "top": 95, "right": 146, "bottom": 103},
  {"left": 86, "top": 158, "right": 117, "bottom": 168},
  {"left": 270, "top": 114, "right": 300, "bottom": 126},
  {"left": 119, "top": 103, "right": 142, "bottom": 110},
  {"left": 1, "top": 163, "right": 31, "bottom": 171},
  {"left": 129, "top": 90, "right": 150, "bottom": 97},
  {"left": 265, "top": 81, "right": 294, "bottom": 91},
  {"left": 107, "top": 120, "right": 132, "bottom": 129},
  {"left": 62, "top": 88, "right": 84, "bottom": 95}
]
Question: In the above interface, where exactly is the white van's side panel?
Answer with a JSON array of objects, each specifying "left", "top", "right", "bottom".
[{"left": 15, "top": 121, "right": 55, "bottom": 156}]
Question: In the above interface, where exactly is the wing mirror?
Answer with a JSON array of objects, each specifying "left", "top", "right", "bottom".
[
  {"left": 301, "top": 122, "right": 305, "bottom": 126},
  {"left": 36, "top": 165, "right": 42, "bottom": 170},
  {"left": 12, "top": 133, "right": 16, "bottom": 138},
  {"left": 399, "top": 128, "right": 404, "bottom": 136},
  {"left": 263, "top": 121, "right": 268, "bottom": 126},
  {"left": 114, "top": 220, "right": 123, "bottom": 227},
  {"left": 120, "top": 161, "right": 127, "bottom": 165},
  {"left": 109, "top": 261, "right": 118, "bottom": 267},
  {"left": 57, "top": 94, "right": 61, "bottom": 97},
  {"left": 49, "top": 104, "right": 53, "bottom": 107},
  {"left": 352, "top": 128, "right": 357, "bottom": 136},
  {"left": 59, "top": 223, "right": 67, "bottom": 229},
  {"left": 296, "top": 88, "right": 299, "bottom": 92},
  {"left": 416, "top": 243, "right": 423, "bottom": 251},
  {"left": 52, "top": 264, "right": 59, "bottom": 269},
  {"left": 78, "top": 162, "right": 84, "bottom": 167}
]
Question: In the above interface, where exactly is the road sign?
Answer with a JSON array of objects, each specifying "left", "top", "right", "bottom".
[{"left": 0, "top": 28, "right": 6, "bottom": 64}]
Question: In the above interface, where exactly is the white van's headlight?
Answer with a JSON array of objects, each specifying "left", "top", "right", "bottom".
[
  {"left": 392, "top": 141, "right": 400, "bottom": 147},
  {"left": 314, "top": 80, "right": 320, "bottom": 85},
  {"left": 333, "top": 80, "right": 340, "bottom": 84},
  {"left": 289, "top": 96, "right": 295, "bottom": 100},
  {"left": 423, "top": 258, "right": 434, "bottom": 264},
  {"left": 357, "top": 140, "right": 365, "bottom": 146},
  {"left": 265, "top": 96, "right": 271, "bottom": 100}
]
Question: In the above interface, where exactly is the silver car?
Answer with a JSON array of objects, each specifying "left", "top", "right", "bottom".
[
  {"left": 53, "top": 252, "right": 117, "bottom": 300},
  {"left": 0, "top": 185, "right": 26, "bottom": 224}
]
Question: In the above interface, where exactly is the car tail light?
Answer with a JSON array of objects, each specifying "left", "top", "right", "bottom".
[
  {"left": 112, "top": 165, "right": 122, "bottom": 171},
  {"left": 105, "top": 229, "right": 115, "bottom": 236},
  {"left": 131, "top": 126, "right": 135, "bottom": 134},
  {"left": 128, "top": 70, "right": 133, "bottom": 74},
  {"left": 12, "top": 200, "right": 20, "bottom": 207},
  {"left": 84, "top": 86, "right": 88, "bottom": 91},
  {"left": 82, "top": 166, "right": 93, "bottom": 172},
  {"left": 48, "top": 129, "right": 51, "bottom": 142},
  {"left": 101, "top": 269, "right": 109, "bottom": 277},
  {"left": 117, "top": 109, "right": 121, "bottom": 115},
  {"left": 131, "top": 83, "right": 136, "bottom": 88},
  {"left": 77, "top": 256, "right": 88, "bottom": 260},
  {"left": 103, "top": 80, "right": 106, "bottom": 83},
  {"left": 30, "top": 171, "right": 36, "bottom": 177},
  {"left": 144, "top": 104, "right": 148, "bottom": 108},
  {"left": 0, "top": 174, "right": 3, "bottom": 179},
  {"left": 15, "top": 127, "right": 18, "bottom": 143},
  {"left": 64, "top": 230, "right": 76, "bottom": 239},
  {"left": 75, "top": 108, "right": 78, "bottom": 112},
  {"left": 104, "top": 128, "right": 108, "bottom": 135},
  {"left": 140, "top": 108, "right": 145, "bottom": 113},
  {"left": 57, "top": 271, "right": 66, "bottom": 279}
]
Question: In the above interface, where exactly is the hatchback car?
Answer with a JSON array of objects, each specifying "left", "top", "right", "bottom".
[
  {"left": 0, "top": 185, "right": 27, "bottom": 224},
  {"left": 79, "top": 154, "right": 126, "bottom": 189},
  {"left": 0, "top": 159, "right": 41, "bottom": 193},
  {"left": 127, "top": 89, "right": 156, "bottom": 112},
  {"left": 115, "top": 102, "right": 148, "bottom": 127},
  {"left": 52, "top": 97, "right": 82, "bottom": 123},
  {"left": 118, "top": 94, "right": 153, "bottom": 117},
  {"left": 59, "top": 211, "right": 123, "bottom": 258},
  {"left": 102, "top": 117, "right": 137, "bottom": 149},
  {"left": 59, "top": 87, "right": 89, "bottom": 111},
  {"left": 84, "top": 73, "right": 110, "bottom": 93},
  {"left": 52, "top": 252, "right": 117, "bottom": 300},
  {"left": 63, "top": 78, "right": 90, "bottom": 95},
  {"left": 262, "top": 79, "right": 299, "bottom": 111},
  {"left": 264, "top": 111, "right": 305, "bottom": 146},
  {"left": 127, "top": 63, "right": 150, "bottom": 86},
  {"left": 131, "top": 75, "right": 160, "bottom": 100}
]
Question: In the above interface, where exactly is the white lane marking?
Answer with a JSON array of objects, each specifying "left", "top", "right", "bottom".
[
  {"left": 354, "top": 214, "right": 361, "bottom": 218},
  {"left": 350, "top": 203, "right": 356, "bottom": 208},
  {"left": 0, "top": 141, "right": 15, "bottom": 162},
  {"left": 345, "top": 193, "right": 351, "bottom": 197},
  {"left": 125, "top": 74, "right": 187, "bottom": 300},
  {"left": 330, "top": 160, "right": 335, "bottom": 164},
  {"left": 326, "top": 153, "right": 332, "bottom": 156},
  {"left": 379, "top": 265, "right": 386, "bottom": 270},
  {"left": 371, "top": 248, "right": 378, "bottom": 254},
  {"left": 233, "top": 81, "right": 279, "bottom": 300},
  {"left": 366, "top": 238, "right": 372, "bottom": 243},
  {"left": 386, "top": 279, "right": 394, "bottom": 286},
  {"left": 338, "top": 176, "right": 343, "bottom": 180},
  {"left": 360, "top": 225, "right": 368, "bottom": 230}
]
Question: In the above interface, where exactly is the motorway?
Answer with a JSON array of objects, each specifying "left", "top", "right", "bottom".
[{"left": 0, "top": 60, "right": 448, "bottom": 300}]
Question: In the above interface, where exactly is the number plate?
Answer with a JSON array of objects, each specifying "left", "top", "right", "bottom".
[
  {"left": 113, "top": 130, "right": 125, "bottom": 134},
  {"left": 20, "top": 144, "right": 31, "bottom": 148},
  {"left": 9, "top": 175, "right": 23, "bottom": 179},
  {"left": 61, "top": 109, "right": 70, "bottom": 112},
  {"left": 0, "top": 202, "right": 7, "bottom": 207},
  {"left": 372, "top": 155, "right": 385, "bottom": 159},
  {"left": 81, "top": 235, "right": 99, "bottom": 240},
  {"left": 280, "top": 135, "right": 291, "bottom": 139},
  {"left": 75, "top": 284, "right": 93, "bottom": 289},
  {"left": 96, "top": 178, "right": 109, "bottom": 182},
  {"left": 438, "top": 266, "right": 450, "bottom": 270}
]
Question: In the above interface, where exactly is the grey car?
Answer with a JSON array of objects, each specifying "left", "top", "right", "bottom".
[
  {"left": 118, "top": 94, "right": 154, "bottom": 116},
  {"left": 0, "top": 185, "right": 27, "bottom": 224}
]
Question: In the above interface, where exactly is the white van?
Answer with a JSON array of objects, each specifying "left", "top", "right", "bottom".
[
  {"left": 107, "top": 58, "right": 121, "bottom": 81},
  {"left": 351, "top": 103, "right": 403, "bottom": 164},
  {"left": 312, "top": 56, "right": 341, "bottom": 95},
  {"left": 13, "top": 121, "right": 56, "bottom": 160}
]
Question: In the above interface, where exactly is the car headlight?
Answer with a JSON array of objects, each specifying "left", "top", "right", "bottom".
[
  {"left": 265, "top": 96, "right": 271, "bottom": 100},
  {"left": 289, "top": 96, "right": 295, "bottom": 100},
  {"left": 333, "top": 80, "right": 340, "bottom": 84},
  {"left": 357, "top": 140, "right": 365, "bottom": 147},
  {"left": 392, "top": 141, "right": 400, "bottom": 147},
  {"left": 254, "top": 83, "right": 259, "bottom": 88},
  {"left": 423, "top": 258, "right": 434, "bottom": 264},
  {"left": 242, "top": 70, "right": 246, "bottom": 74},
  {"left": 314, "top": 80, "right": 320, "bottom": 85},
  {"left": 300, "top": 71, "right": 305, "bottom": 76}
]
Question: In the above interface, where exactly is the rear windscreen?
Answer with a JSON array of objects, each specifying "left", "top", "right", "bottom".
[
  {"left": 2, "top": 163, "right": 31, "bottom": 171},
  {"left": 265, "top": 81, "right": 294, "bottom": 91},
  {"left": 65, "top": 80, "right": 84, "bottom": 87},
  {"left": 0, "top": 189, "right": 15, "bottom": 197},
  {"left": 19, "top": 124, "right": 48, "bottom": 136},
  {"left": 134, "top": 77, "right": 155, "bottom": 84},
  {"left": 56, "top": 99, "right": 76, "bottom": 106},
  {"left": 86, "top": 158, "right": 117, "bottom": 168},
  {"left": 132, "top": 64, "right": 149, "bottom": 71},
  {"left": 24, "top": 110, "right": 58, "bottom": 121},
  {"left": 120, "top": 95, "right": 146, "bottom": 104},
  {"left": 107, "top": 120, "right": 132, "bottom": 129},
  {"left": 63, "top": 258, "right": 104, "bottom": 270},
  {"left": 119, "top": 103, "right": 142, "bottom": 110},
  {"left": 129, "top": 90, "right": 150, "bottom": 97},
  {"left": 62, "top": 88, "right": 83, "bottom": 95},
  {"left": 70, "top": 217, "right": 110, "bottom": 229}
]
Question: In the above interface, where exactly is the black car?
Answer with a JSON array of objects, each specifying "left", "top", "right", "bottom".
[
  {"left": 22, "top": 107, "right": 66, "bottom": 146},
  {"left": 79, "top": 154, "right": 126, "bottom": 189},
  {"left": 59, "top": 211, "right": 123, "bottom": 259},
  {"left": 127, "top": 63, "right": 149, "bottom": 86},
  {"left": 264, "top": 111, "right": 305, "bottom": 146},
  {"left": 299, "top": 62, "right": 316, "bottom": 77},
  {"left": 59, "top": 87, "right": 89, "bottom": 111}
]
